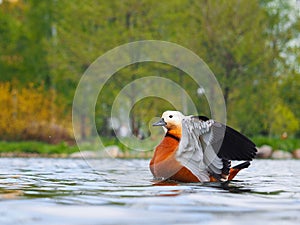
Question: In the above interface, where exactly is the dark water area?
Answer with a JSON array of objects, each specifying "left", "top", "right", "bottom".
[{"left": 0, "top": 158, "right": 299, "bottom": 225}]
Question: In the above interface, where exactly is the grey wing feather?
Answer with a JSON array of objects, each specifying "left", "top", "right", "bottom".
[{"left": 176, "top": 116, "right": 223, "bottom": 182}]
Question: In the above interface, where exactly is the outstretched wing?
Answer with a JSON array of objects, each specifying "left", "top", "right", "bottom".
[
  {"left": 176, "top": 116, "right": 257, "bottom": 182},
  {"left": 215, "top": 124, "right": 257, "bottom": 160}
]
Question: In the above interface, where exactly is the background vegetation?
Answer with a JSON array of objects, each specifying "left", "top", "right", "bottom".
[{"left": 0, "top": 0, "right": 299, "bottom": 152}]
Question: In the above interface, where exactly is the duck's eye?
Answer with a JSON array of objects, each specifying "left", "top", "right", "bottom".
[{"left": 169, "top": 115, "right": 173, "bottom": 118}]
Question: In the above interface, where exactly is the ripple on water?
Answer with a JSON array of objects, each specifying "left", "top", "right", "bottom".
[{"left": 0, "top": 158, "right": 300, "bottom": 225}]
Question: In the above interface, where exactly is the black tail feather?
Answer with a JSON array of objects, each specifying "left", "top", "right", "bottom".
[{"left": 232, "top": 161, "right": 250, "bottom": 170}]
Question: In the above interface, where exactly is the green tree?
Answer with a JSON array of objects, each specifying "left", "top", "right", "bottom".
[
  {"left": 0, "top": 1, "right": 28, "bottom": 82},
  {"left": 2, "top": 0, "right": 299, "bottom": 141},
  {"left": 184, "top": 0, "right": 299, "bottom": 136}
]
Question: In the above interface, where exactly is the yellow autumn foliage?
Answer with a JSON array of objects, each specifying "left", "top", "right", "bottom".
[
  {"left": 0, "top": 82, "right": 74, "bottom": 144},
  {"left": 269, "top": 103, "right": 299, "bottom": 137}
]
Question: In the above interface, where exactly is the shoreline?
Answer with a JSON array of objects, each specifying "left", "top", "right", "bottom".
[
  {"left": 0, "top": 150, "right": 299, "bottom": 160},
  {"left": 0, "top": 140, "right": 300, "bottom": 159}
]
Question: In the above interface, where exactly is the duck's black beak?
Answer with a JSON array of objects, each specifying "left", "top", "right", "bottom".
[{"left": 152, "top": 118, "right": 167, "bottom": 126}]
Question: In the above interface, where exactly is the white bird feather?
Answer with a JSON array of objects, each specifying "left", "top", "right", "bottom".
[{"left": 176, "top": 116, "right": 224, "bottom": 182}]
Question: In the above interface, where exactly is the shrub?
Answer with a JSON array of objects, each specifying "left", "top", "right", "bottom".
[{"left": 0, "top": 82, "right": 74, "bottom": 144}]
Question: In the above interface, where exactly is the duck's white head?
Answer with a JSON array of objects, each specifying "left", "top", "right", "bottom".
[{"left": 153, "top": 111, "right": 185, "bottom": 130}]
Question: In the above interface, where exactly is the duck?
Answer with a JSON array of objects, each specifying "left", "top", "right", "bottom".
[{"left": 150, "top": 111, "right": 257, "bottom": 183}]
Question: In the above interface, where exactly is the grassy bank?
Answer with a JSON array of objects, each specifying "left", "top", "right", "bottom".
[
  {"left": 0, "top": 136, "right": 299, "bottom": 158},
  {"left": 0, "top": 141, "right": 79, "bottom": 157},
  {"left": 251, "top": 136, "right": 300, "bottom": 152}
]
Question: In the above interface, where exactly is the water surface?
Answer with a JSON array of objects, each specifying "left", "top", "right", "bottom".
[{"left": 0, "top": 158, "right": 299, "bottom": 225}]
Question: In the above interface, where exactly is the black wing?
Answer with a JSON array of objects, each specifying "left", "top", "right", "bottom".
[
  {"left": 192, "top": 116, "right": 257, "bottom": 160},
  {"left": 218, "top": 124, "right": 257, "bottom": 160}
]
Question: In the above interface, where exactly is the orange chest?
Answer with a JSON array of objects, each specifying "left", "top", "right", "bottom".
[
  {"left": 150, "top": 136, "right": 200, "bottom": 182},
  {"left": 152, "top": 137, "right": 179, "bottom": 162}
]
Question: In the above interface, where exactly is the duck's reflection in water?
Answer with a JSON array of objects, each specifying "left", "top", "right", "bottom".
[{"left": 152, "top": 179, "right": 252, "bottom": 196}]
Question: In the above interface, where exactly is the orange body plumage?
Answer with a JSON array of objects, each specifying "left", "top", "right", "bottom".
[{"left": 150, "top": 111, "right": 255, "bottom": 183}]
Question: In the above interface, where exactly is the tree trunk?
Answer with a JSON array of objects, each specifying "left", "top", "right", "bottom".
[{"left": 80, "top": 114, "right": 86, "bottom": 140}]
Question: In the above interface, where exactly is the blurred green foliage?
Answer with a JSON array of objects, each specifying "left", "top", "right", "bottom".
[{"left": 0, "top": 0, "right": 299, "bottom": 144}]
